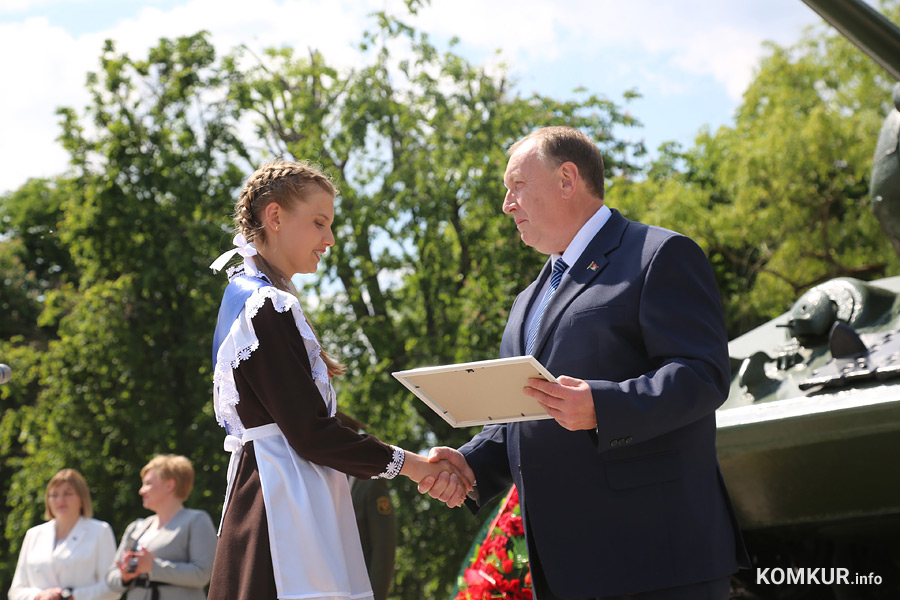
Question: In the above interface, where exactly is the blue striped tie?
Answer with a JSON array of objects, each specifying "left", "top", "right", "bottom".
[{"left": 525, "top": 258, "right": 568, "bottom": 355}]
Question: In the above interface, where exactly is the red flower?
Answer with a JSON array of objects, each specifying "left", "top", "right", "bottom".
[
  {"left": 482, "top": 561, "right": 502, "bottom": 581},
  {"left": 481, "top": 533, "right": 509, "bottom": 557},
  {"left": 497, "top": 512, "right": 524, "bottom": 537}
]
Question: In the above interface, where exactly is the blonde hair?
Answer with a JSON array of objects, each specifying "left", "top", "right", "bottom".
[
  {"left": 45, "top": 469, "right": 92, "bottom": 520},
  {"left": 234, "top": 160, "right": 346, "bottom": 377},
  {"left": 141, "top": 455, "right": 194, "bottom": 501}
]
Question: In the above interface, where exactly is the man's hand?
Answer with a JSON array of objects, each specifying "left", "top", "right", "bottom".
[
  {"left": 525, "top": 375, "right": 597, "bottom": 430},
  {"left": 400, "top": 450, "right": 472, "bottom": 508},
  {"left": 418, "top": 447, "right": 476, "bottom": 508}
]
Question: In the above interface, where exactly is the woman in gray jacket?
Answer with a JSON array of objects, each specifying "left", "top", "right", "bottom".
[{"left": 107, "top": 455, "right": 217, "bottom": 600}]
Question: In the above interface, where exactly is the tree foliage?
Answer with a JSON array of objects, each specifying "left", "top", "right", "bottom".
[
  {"left": 612, "top": 1, "right": 900, "bottom": 337},
  {"left": 0, "top": 31, "right": 247, "bottom": 591}
]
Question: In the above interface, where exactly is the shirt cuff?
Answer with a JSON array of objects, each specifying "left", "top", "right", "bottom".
[{"left": 373, "top": 445, "right": 405, "bottom": 479}]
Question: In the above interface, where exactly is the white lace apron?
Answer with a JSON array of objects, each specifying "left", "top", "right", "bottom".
[
  {"left": 212, "top": 271, "right": 385, "bottom": 600},
  {"left": 222, "top": 424, "right": 373, "bottom": 600}
]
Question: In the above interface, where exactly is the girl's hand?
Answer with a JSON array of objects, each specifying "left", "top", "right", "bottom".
[{"left": 400, "top": 451, "right": 472, "bottom": 507}]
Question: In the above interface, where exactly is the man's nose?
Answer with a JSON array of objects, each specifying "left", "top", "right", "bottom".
[{"left": 502, "top": 190, "right": 515, "bottom": 214}]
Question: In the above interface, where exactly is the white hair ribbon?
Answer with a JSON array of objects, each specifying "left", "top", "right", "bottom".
[{"left": 210, "top": 233, "right": 259, "bottom": 273}]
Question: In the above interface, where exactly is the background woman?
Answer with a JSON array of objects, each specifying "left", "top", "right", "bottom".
[
  {"left": 107, "top": 455, "right": 216, "bottom": 600},
  {"left": 206, "top": 160, "right": 471, "bottom": 600},
  {"left": 9, "top": 468, "right": 118, "bottom": 600}
]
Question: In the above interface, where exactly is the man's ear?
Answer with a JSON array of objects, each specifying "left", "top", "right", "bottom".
[{"left": 558, "top": 162, "right": 579, "bottom": 200}]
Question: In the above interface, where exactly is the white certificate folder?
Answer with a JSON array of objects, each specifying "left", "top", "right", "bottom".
[{"left": 392, "top": 356, "right": 557, "bottom": 428}]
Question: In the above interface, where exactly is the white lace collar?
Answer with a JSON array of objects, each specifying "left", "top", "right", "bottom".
[{"left": 212, "top": 282, "right": 334, "bottom": 438}]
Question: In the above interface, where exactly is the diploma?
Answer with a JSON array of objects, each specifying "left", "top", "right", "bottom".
[{"left": 393, "top": 356, "right": 557, "bottom": 427}]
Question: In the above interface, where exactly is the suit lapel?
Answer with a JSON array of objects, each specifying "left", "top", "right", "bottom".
[
  {"left": 141, "top": 510, "right": 187, "bottom": 553},
  {"left": 530, "top": 210, "right": 628, "bottom": 359},
  {"left": 510, "top": 260, "right": 553, "bottom": 355},
  {"left": 53, "top": 517, "right": 89, "bottom": 560}
]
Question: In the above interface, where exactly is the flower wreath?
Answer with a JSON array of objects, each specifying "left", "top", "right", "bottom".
[{"left": 454, "top": 486, "right": 533, "bottom": 600}]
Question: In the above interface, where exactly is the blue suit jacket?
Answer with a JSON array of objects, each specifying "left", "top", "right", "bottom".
[{"left": 460, "top": 210, "right": 749, "bottom": 598}]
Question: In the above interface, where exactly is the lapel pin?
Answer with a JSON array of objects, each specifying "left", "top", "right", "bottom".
[{"left": 587, "top": 261, "right": 599, "bottom": 272}]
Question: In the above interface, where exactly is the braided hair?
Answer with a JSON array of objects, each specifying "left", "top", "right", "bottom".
[
  {"left": 235, "top": 160, "right": 336, "bottom": 248},
  {"left": 234, "top": 160, "right": 345, "bottom": 377}
]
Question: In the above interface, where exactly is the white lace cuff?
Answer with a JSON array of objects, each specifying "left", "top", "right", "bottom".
[{"left": 374, "top": 445, "right": 405, "bottom": 480}]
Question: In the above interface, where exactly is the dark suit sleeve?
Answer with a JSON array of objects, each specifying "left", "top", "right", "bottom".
[
  {"left": 590, "top": 234, "right": 731, "bottom": 447},
  {"left": 459, "top": 420, "right": 514, "bottom": 513}
]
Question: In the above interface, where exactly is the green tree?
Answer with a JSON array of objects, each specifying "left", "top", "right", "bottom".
[
  {"left": 0, "top": 174, "right": 86, "bottom": 589},
  {"left": 222, "top": 12, "right": 645, "bottom": 599},
  {"left": 612, "top": 1, "right": 900, "bottom": 337},
  {"left": 0, "top": 32, "right": 248, "bottom": 591},
  {"left": 0, "top": 177, "right": 78, "bottom": 340}
]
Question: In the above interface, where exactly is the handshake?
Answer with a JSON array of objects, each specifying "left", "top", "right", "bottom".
[{"left": 401, "top": 447, "right": 474, "bottom": 508}]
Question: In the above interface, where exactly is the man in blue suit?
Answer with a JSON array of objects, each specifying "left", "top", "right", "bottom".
[{"left": 422, "top": 126, "right": 749, "bottom": 599}]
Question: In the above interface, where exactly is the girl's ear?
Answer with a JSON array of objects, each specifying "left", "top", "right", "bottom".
[{"left": 263, "top": 202, "right": 282, "bottom": 231}]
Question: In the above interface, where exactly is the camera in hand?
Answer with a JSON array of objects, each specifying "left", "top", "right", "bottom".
[
  {"left": 126, "top": 555, "right": 139, "bottom": 573},
  {"left": 126, "top": 538, "right": 141, "bottom": 573}
]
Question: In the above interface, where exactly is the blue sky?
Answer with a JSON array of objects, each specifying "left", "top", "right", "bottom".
[{"left": 0, "top": 0, "right": 836, "bottom": 195}]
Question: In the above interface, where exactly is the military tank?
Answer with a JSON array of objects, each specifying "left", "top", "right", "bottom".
[
  {"left": 718, "top": 1, "right": 900, "bottom": 597},
  {"left": 720, "top": 277, "right": 900, "bottom": 533}
]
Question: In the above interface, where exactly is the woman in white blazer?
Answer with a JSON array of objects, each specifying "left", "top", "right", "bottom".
[
  {"left": 107, "top": 455, "right": 216, "bottom": 600},
  {"left": 9, "top": 468, "right": 119, "bottom": 600}
]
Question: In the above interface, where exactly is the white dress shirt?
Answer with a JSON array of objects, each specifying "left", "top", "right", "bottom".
[{"left": 525, "top": 205, "right": 612, "bottom": 337}]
